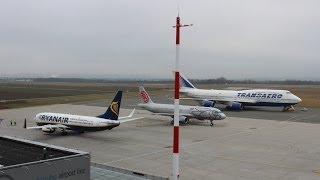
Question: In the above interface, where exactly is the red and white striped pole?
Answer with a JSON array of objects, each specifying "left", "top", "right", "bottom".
[{"left": 172, "top": 16, "right": 192, "bottom": 180}]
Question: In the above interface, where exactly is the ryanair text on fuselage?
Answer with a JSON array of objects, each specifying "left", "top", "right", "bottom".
[{"left": 39, "top": 115, "right": 69, "bottom": 123}]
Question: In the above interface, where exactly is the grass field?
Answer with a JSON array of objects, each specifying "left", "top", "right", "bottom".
[
  {"left": 0, "top": 80, "right": 319, "bottom": 109},
  {"left": 0, "top": 81, "right": 164, "bottom": 109}
]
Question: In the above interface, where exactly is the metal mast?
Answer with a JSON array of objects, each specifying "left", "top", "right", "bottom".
[{"left": 172, "top": 15, "right": 192, "bottom": 180}]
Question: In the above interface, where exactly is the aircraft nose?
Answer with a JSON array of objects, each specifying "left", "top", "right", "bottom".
[
  {"left": 295, "top": 96, "right": 302, "bottom": 103},
  {"left": 220, "top": 113, "right": 226, "bottom": 120}
]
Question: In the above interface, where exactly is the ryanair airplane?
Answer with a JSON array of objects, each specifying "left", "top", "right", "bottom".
[
  {"left": 26, "top": 91, "right": 141, "bottom": 135},
  {"left": 179, "top": 74, "right": 302, "bottom": 111}
]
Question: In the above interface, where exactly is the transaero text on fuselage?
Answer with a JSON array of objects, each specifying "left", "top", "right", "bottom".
[
  {"left": 39, "top": 115, "right": 69, "bottom": 123},
  {"left": 237, "top": 93, "right": 283, "bottom": 99}
]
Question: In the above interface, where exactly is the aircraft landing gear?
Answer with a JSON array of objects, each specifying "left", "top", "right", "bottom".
[
  {"left": 171, "top": 119, "right": 189, "bottom": 125},
  {"left": 184, "top": 118, "right": 190, "bottom": 125},
  {"left": 61, "top": 131, "right": 68, "bottom": 136},
  {"left": 210, "top": 121, "right": 214, "bottom": 127},
  {"left": 283, "top": 105, "right": 295, "bottom": 112}
]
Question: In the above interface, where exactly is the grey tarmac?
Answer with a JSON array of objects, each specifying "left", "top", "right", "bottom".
[{"left": 1, "top": 104, "right": 320, "bottom": 179}]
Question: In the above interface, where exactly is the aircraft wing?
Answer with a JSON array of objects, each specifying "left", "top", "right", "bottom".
[
  {"left": 119, "top": 117, "right": 144, "bottom": 123},
  {"left": 118, "top": 108, "right": 136, "bottom": 120},
  {"left": 150, "top": 113, "right": 193, "bottom": 118},
  {"left": 218, "top": 99, "right": 257, "bottom": 104},
  {"left": 117, "top": 109, "right": 144, "bottom": 122},
  {"left": 27, "top": 124, "right": 69, "bottom": 130},
  {"left": 180, "top": 97, "right": 257, "bottom": 104}
]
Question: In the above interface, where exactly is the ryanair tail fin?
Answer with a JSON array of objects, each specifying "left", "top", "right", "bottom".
[
  {"left": 139, "top": 86, "right": 154, "bottom": 104},
  {"left": 97, "top": 91, "right": 122, "bottom": 120},
  {"left": 179, "top": 73, "right": 196, "bottom": 89}
]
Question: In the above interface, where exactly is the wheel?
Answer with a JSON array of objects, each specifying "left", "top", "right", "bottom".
[
  {"left": 210, "top": 122, "right": 214, "bottom": 127},
  {"left": 185, "top": 118, "right": 190, "bottom": 125},
  {"left": 283, "top": 106, "right": 294, "bottom": 112}
]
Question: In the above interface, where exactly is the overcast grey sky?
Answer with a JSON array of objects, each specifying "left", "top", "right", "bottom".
[{"left": 0, "top": 0, "right": 319, "bottom": 80}]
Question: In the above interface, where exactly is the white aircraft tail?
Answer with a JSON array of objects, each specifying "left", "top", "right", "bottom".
[
  {"left": 139, "top": 86, "right": 154, "bottom": 104},
  {"left": 179, "top": 73, "right": 196, "bottom": 89}
]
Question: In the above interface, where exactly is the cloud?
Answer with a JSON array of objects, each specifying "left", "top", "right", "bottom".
[{"left": 0, "top": 0, "right": 319, "bottom": 80}]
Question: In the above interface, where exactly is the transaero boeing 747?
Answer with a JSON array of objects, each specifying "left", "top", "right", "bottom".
[
  {"left": 138, "top": 86, "right": 226, "bottom": 126},
  {"left": 26, "top": 91, "right": 142, "bottom": 135},
  {"left": 179, "top": 74, "right": 302, "bottom": 111}
]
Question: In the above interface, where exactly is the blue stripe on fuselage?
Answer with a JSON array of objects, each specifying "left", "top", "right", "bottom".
[{"left": 242, "top": 102, "right": 298, "bottom": 107}]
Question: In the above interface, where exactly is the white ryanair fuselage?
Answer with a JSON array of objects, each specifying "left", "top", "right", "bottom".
[
  {"left": 181, "top": 88, "right": 301, "bottom": 107},
  {"left": 26, "top": 91, "right": 143, "bottom": 135},
  {"left": 35, "top": 112, "right": 120, "bottom": 132}
]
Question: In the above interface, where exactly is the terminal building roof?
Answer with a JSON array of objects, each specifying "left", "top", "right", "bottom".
[{"left": 0, "top": 136, "right": 79, "bottom": 167}]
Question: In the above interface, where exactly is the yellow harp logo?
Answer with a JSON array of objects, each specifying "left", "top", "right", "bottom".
[{"left": 110, "top": 101, "right": 119, "bottom": 115}]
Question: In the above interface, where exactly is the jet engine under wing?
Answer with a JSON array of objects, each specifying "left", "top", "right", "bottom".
[
  {"left": 205, "top": 98, "right": 256, "bottom": 104},
  {"left": 218, "top": 100, "right": 257, "bottom": 105},
  {"left": 180, "top": 97, "right": 257, "bottom": 106}
]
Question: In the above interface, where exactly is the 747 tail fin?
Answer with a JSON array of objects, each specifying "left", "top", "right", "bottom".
[
  {"left": 179, "top": 73, "right": 196, "bottom": 89},
  {"left": 97, "top": 91, "right": 122, "bottom": 120}
]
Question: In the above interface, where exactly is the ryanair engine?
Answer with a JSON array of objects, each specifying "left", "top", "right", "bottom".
[{"left": 42, "top": 126, "right": 56, "bottom": 133}]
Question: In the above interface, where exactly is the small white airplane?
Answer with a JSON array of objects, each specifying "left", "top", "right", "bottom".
[
  {"left": 138, "top": 86, "right": 226, "bottom": 126},
  {"left": 179, "top": 73, "right": 302, "bottom": 111},
  {"left": 25, "top": 91, "right": 141, "bottom": 135}
]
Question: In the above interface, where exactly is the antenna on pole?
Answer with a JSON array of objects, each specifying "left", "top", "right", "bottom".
[{"left": 172, "top": 11, "right": 192, "bottom": 180}]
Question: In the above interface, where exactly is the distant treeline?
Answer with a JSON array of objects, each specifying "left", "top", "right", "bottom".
[
  {"left": 2, "top": 77, "right": 320, "bottom": 85},
  {"left": 31, "top": 78, "right": 172, "bottom": 84},
  {"left": 191, "top": 77, "right": 320, "bottom": 85}
]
